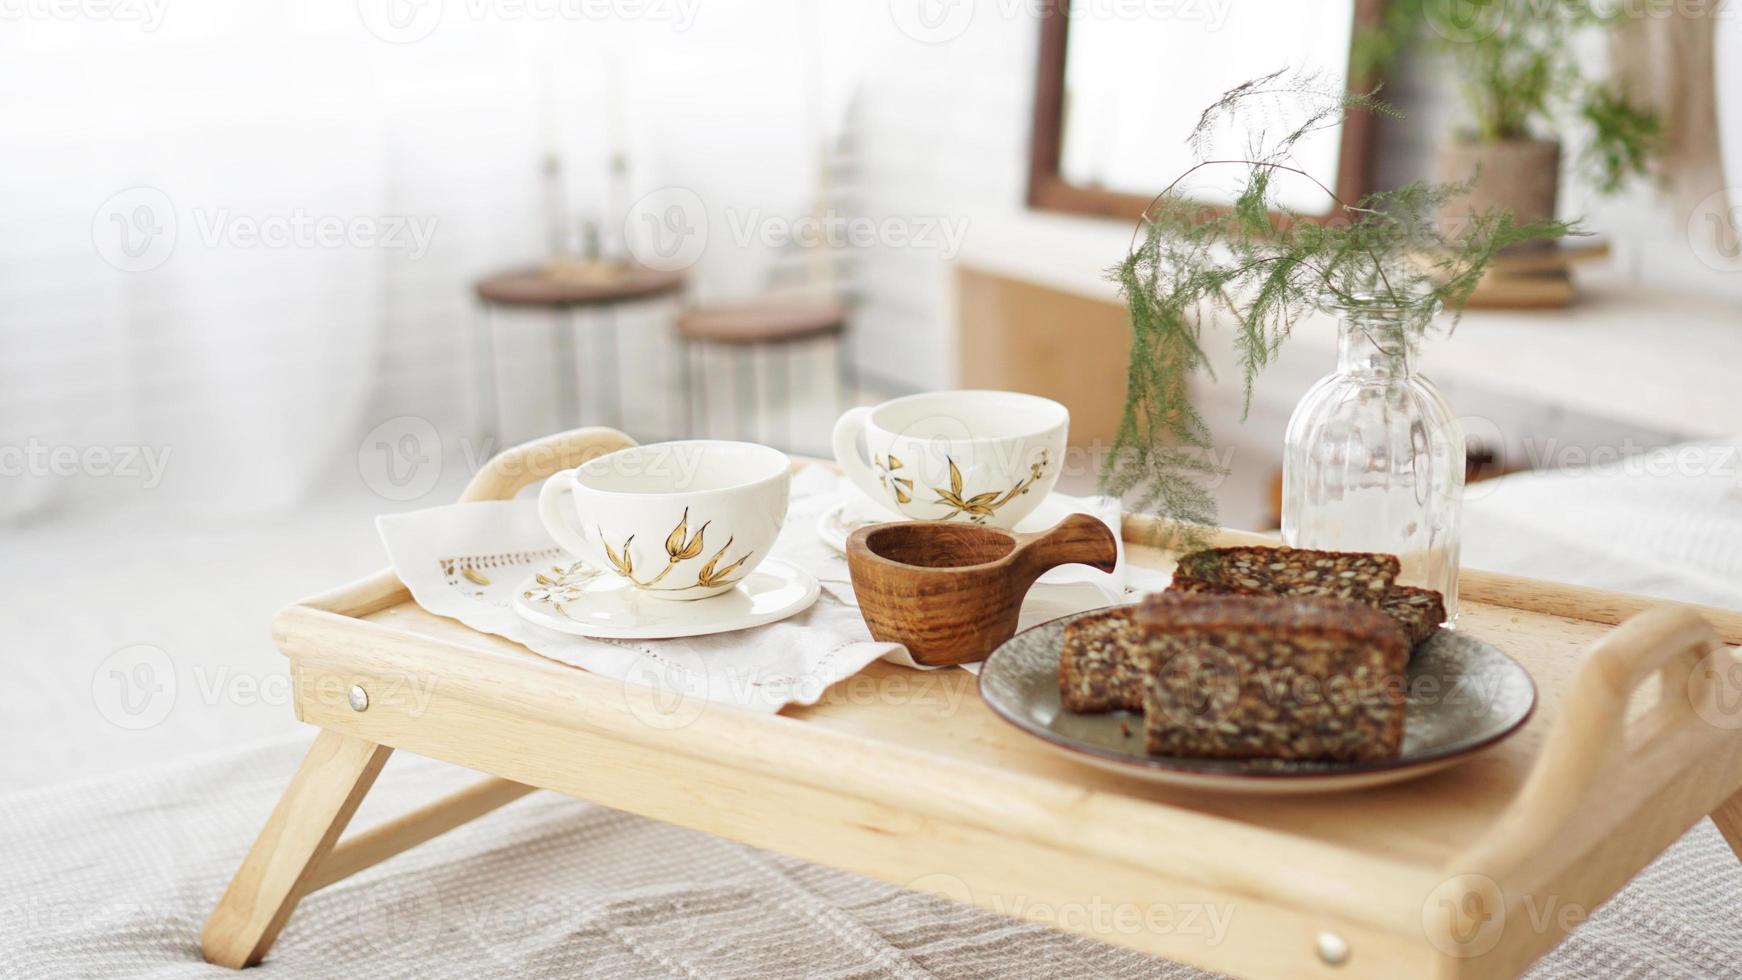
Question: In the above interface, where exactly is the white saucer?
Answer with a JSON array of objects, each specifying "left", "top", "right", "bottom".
[
  {"left": 815, "top": 493, "right": 1080, "bottom": 555},
  {"left": 511, "top": 558, "right": 820, "bottom": 640}
]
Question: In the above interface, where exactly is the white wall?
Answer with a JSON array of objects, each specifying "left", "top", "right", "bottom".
[{"left": 833, "top": 3, "right": 1041, "bottom": 390}]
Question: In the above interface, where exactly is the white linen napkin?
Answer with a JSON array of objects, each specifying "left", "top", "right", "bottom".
[{"left": 376, "top": 467, "right": 1165, "bottom": 712}]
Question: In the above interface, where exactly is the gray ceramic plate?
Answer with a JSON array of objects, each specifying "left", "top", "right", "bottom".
[{"left": 978, "top": 606, "right": 1538, "bottom": 794}]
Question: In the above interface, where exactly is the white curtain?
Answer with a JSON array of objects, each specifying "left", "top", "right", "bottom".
[
  {"left": 0, "top": 0, "right": 860, "bottom": 521},
  {"left": 0, "top": 7, "right": 397, "bottom": 517}
]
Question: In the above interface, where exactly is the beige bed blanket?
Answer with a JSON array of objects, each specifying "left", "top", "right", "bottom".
[{"left": 3, "top": 734, "right": 1739, "bottom": 979}]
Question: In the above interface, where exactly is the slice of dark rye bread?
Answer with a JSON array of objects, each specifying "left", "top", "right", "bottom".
[
  {"left": 1058, "top": 606, "right": 1145, "bottom": 713},
  {"left": 1380, "top": 585, "right": 1447, "bottom": 647},
  {"left": 1135, "top": 592, "right": 1408, "bottom": 762},
  {"left": 1056, "top": 586, "right": 1436, "bottom": 719},
  {"left": 1171, "top": 546, "right": 1444, "bottom": 646},
  {"left": 1171, "top": 546, "right": 1400, "bottom": 607}
]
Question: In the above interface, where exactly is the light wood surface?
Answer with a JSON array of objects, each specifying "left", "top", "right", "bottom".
[
  {"left": 201, "top": 730, "right": 393, "bottom": 967},
  {"left": 207, "top": 428, "right": 1742, "bottom": 977},
  {"left": 846, "top": 513, "right": 1117, "bottom": 665},
  {"left": 458, "top": 426, "right": 635, "bottom": 503},
  {"left": 955, "top": 266, "right": 1132, "bottom": 448},
  {"left": 1462, "top": 241, "right": 1612, "bottom": 310}
]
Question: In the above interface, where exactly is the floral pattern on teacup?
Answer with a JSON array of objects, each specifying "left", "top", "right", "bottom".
[
  {"left": 596, "top": 508, "right": 755, "bottom": 592},
  {"left": 928, "top": 451, "right": 1051, "bottom": 523},
  {"left": 874, "top": 454, "right": 914, "bottom": 504}
]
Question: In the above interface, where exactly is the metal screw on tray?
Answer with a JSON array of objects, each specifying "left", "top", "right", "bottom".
[
  {"left": 348, "top": 684, "right": 369, "bottom": 712},
  {"left": 1316, "top": 930, "right": 1350, "bottom": 966}
]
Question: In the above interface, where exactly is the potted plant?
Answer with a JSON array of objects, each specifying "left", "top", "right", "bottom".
[
  {"left": 1357, "top": 0, "right": 1662, "bottom": 237},
  {"left": 1103, "top": 72, "right": 1572, "bottom": 611}
]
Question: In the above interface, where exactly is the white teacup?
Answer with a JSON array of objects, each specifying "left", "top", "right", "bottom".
[
  {"left": 831, "top": 390, "right": 1068, "bottom": 529},
  {"left": 538, "top": 440, "right": 790, "bottom": 600}
]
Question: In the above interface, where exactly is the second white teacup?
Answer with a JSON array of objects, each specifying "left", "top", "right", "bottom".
[
  {"left": 832, "top": 390, "right": 1069, "bottom": 529},
  {"left": 538, "top": 440, "right": 790, "bottom": 600}
]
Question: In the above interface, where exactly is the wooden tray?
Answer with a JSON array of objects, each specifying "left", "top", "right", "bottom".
[{"left": 202, "top": 429, "right": 1742, "bottom": 979}]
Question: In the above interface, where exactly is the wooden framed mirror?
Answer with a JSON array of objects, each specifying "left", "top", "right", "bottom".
[{"left": 1027, "top": 0, "right": 1384, "bottom": 223}]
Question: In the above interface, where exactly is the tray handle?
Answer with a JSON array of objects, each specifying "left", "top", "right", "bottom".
[
  {"left": 300, "top": 428, "right": 638, "bottom": 617},
  {"left": 459, "top": 427, "right": 637, "bottom": 503},
  {"left": 1449, "top": 604, "right": 1734, "bottom": 883}
]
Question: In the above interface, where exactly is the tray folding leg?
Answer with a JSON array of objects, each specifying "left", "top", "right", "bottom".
[
  {"left": 201, "top": 427, "right": 637, "bottom": 969},
  {"left": 200, "top": 733, "right": 539, "bottom": 967},
  {"left": 201, "top": 731, "right": 393, "bottom": 967}
]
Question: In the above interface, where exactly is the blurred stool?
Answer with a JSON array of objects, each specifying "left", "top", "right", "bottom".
[
  {"left": 472, "top": 264, "right": 686, "bottom": 444},
  {"left": 677, "top": 299, "right": 852, "bottom": 451}
]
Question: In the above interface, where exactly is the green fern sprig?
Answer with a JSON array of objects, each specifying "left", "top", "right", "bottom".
[{"left": 1101, "top": 77, "right": 1575, "bottom": 539}]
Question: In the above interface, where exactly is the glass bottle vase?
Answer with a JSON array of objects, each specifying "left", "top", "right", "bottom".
[{"left": 1281, "top": 309, "right": 1464, "bottom": 622}]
